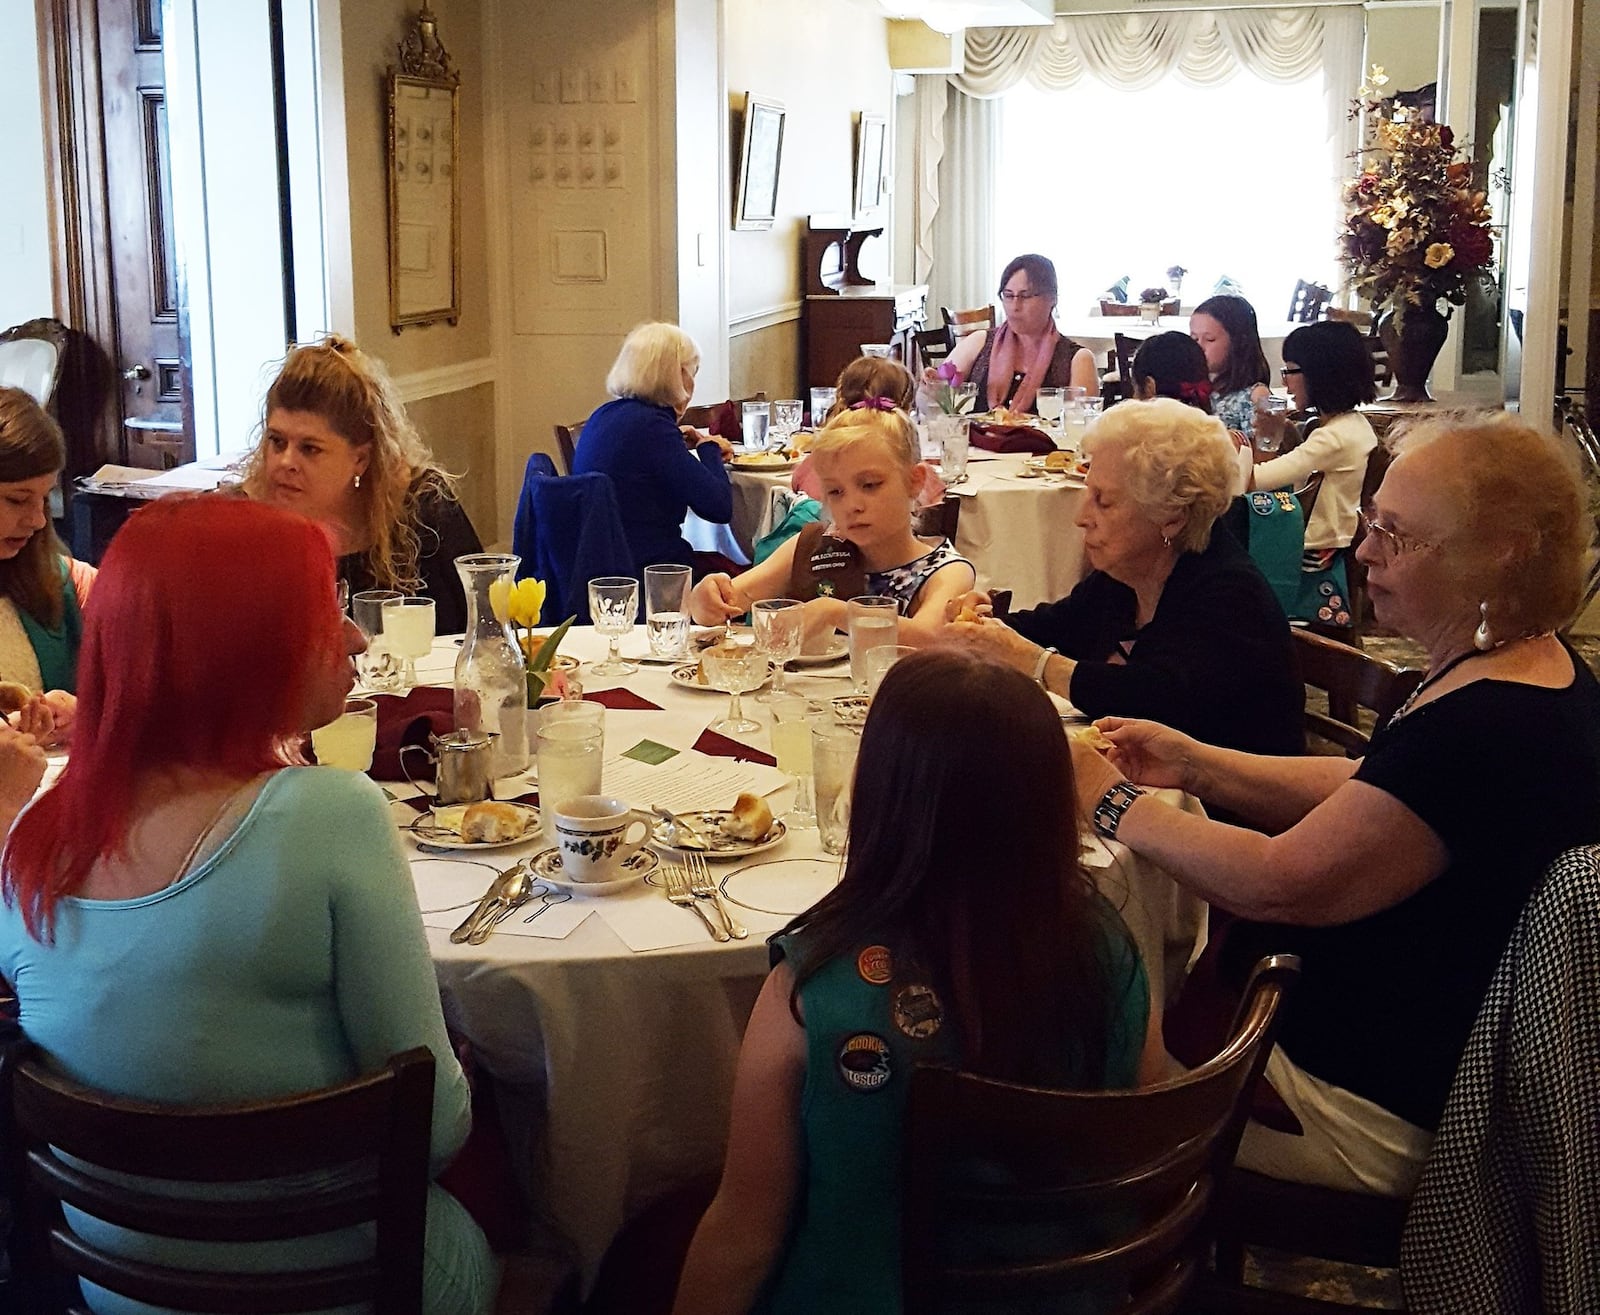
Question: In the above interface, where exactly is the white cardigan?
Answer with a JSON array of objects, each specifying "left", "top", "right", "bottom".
[{"left": 1253, "top": 411, "right": 1378, "bottom": 552}]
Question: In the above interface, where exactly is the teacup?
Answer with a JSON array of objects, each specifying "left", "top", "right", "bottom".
[{"left": 550, "top": 795, "right": 653, "bottom": 883}]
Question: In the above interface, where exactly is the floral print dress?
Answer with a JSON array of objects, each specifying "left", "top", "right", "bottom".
[{"left": 865, "top": 539, "right": 972, "bottom": 614}]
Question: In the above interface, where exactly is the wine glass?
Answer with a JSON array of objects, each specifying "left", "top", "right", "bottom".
[
  {"left": 752, "top": 598, "right": 804, "bottom": 702},
  {"left": 701, "top": 639, "right": 768, "bottom": 735},
  {"left": 588, "top": 576, "right": 640, "bottom": 677},
  {"left": 379, "top": 596, "right": 435, "bottom": 691},
  {"left": 1036, "top": 387, "right": 1066, "bottom": 438}
]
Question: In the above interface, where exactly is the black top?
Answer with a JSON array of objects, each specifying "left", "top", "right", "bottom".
[
  {"left": 1007, "top": 531, "right": 1303, "bottom": 758},
  {"left": 1221, "top": 646, "right": 1600, "bottom": 1131},
  {"left": 339, "top": 484, "right": 482, "bottom": 635}
]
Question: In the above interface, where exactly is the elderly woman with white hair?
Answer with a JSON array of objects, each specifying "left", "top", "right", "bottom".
[
  {"left": 573, "top": 321, "right": 736, "bottom": 578},
  {"left": 945, "top": 397, "right": 1302, "bottom": 758}
]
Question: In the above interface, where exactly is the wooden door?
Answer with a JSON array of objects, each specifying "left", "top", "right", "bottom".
[{"left": 38, "top": 0, "right": 192, "bottom": 473}]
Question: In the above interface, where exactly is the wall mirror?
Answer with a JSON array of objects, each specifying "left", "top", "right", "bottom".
[
  {"left": 853, "top": 112, "right": 887, "bottom": 226},
  {"left": 387, "top": 6, "right": 461, "bottom": 330}
]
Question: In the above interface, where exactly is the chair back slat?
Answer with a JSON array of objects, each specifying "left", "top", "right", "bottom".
[
  {"left": 941, "top": 305, "right": 994, "bottom": 339},
  {"left": 553, "top": 422, "right": 581, "bottom": 474},
  {"left": 1288, "top": 280, "right": 1333, "bottom": 323},
  {"left": 9, "top": 1046, "right": 433, "bottom": 1314},
  {"left": 902, "top": 955, "right": 1299, "bottom": 1313},
  {"left": 1292, "top": 627, "right": 1423, "bottom": 755},
  {"left": 912, "top": 495, "right": 960, "bottom": 542},
  {"left": 912, "top": 327, "right": 953, "bottom": 373}
]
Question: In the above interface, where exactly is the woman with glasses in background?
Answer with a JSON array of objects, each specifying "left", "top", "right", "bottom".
[
  {"left": 1070, "top": 413, "right": 1600, "bottom": 1200},
  {"left": 1247, "top": 319, "right": 1378, "bottom": 626},
  {"left": 929, "top": 254, "right": 1099, "bottom": 412}
]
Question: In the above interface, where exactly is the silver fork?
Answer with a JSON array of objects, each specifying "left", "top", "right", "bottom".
[
  {"left": 688, "top": 851, "right": 747, "bottom": 940},
  {"left": 665, "top": 863, "right": 727, "bottom": 942}
]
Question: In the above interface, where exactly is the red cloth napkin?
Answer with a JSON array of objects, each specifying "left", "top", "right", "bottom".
[
  {"left": 584, "top": 688, "right": 664, "bottom": 711},
  {"left": 968, "top": 421, "right": 1056, "bottom": 455},
  {"left": 693, "top": 728, "right": 777, "bottom": 767},
  {"left": 369, "top": 687, "right": 455, "bottom": 782}
]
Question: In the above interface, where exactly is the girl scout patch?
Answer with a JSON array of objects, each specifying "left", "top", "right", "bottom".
[
  {"left": 857, "top": 945, "right": 893, "bottom": 985},
  {"left": 892, "top": 984, "right": 944, "bottom": 1039},
  {"left": 837, "top": 1033, "right": 892, "bottom": 1091}
]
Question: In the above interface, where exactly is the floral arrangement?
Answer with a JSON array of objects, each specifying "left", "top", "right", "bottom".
[
  {"left": 1339, "top": 65, "right": 1495, "bottom": 327},
  {"left": 931, "top": 360, "right": 972, "bottom": 415},
  {"left": 488, "top": 575, "right": 575, "bottom": 702},
  {"left": 1138, "top": 286, "right": 1169, "bottom": 306}
]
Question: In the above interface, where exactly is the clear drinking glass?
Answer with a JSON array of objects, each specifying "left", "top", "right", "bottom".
[
  {"left": 812, "top": 720, "right": 862, "bottom": 855},
  {"left": 954, "top": 382, "right": 978, "bottom": 415},
  {"left": 865, "top": 643, "right": 914, "bottom": 695},
  {"left": 752, "top": 598, "right": 804, "bottom": 702},
  {"left": 1036, "top": 387, "right": 1066, "bottom": 437},
  {"left": 768, "top": 694, "right": 815, "bottom": 826},
  {"left": 588, "top": 576, "right": 640, "bottom": 677},
  {"left": 772, "top": 399, "right": 803, "bottom": 446},
  {"left": 809, "top": 387, "right": 836, "bottom": 427},
  {"left": 310, "top": 697, "right": 377, "bottom": 772},
  {"left": 741, "top": 401, "right": 771, "bottom": 453},
  {"left": 701, "top": 639, "right": 768, "bottom": 735},
  {"left": 352, "top": 589, "right": 404, "bottom": 692},
  {"left": 1256, "top": 397, "right": 1290, "bottom": 454},
  {"left": 535, "top": 701, "right": 605, "bottom": 813},
  {"left": 643, "top": 564, "right": 692, "bottom": 661},
  {"left": 847, "top": 596, "right": 899, "bottom": 692},
  {"left": 937, "top": 417, "right": 970, "bottom": 485},
  {"left": 380, "top": 596, "right": 436, "bottom": 691}
]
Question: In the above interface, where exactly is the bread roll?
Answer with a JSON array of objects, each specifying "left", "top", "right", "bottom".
[
  {"left": 724, "top": 792, "right": 774, "bottom": 842},
  {"left": 461, "top": 801, "right": 530, "bottom": 844},
  {"left": 1068, "top": 724, "right": 1115, "bottom": 754},
  {"left": 0, "top": 681, "right": 32, "bottom": 716}
]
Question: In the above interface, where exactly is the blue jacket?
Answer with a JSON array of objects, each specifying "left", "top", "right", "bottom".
[{"left": 573, "top": 396, "right": 732, "bottom": 571}]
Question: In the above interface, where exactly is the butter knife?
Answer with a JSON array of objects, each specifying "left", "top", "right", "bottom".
[{"left": 449, "top": 864, "right": 525, "bottom": 944}]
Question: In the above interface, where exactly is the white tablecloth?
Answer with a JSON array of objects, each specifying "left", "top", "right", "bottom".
[
  {"left": 400, "top": 627, "right": 1203, "bottom": 1289},
  {"left": 1057, "top": 314, "right": 1299, "bottom": 377},
  {"left": 701, "top": 452, "right": 1089, "bottom": 611}
]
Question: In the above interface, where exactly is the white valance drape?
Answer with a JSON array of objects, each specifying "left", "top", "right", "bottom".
[{"left": 954, "top": 8, "right": 1357, "bottom": 97}]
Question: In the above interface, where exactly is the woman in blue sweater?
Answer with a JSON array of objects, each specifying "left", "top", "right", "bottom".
[{"left": 574, "top": 322, "right": 735, "bottom": 577}]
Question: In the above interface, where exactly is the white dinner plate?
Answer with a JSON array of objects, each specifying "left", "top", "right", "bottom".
[
  {"left": 656, "top": 811, "right": 789, "bottom": 859},
  {"left": 730, "top": 456, "right": 798, "bottom": 474},
  {"left": 528, "top": 845, "right": 661, "bottom": 894},
  {"left": 718, "top": 857, "right": 841, "bottom": 917},
  {"left": 408, "top": 802, "right": 541, "bottom": 850},
  {"left": 788, "top": 638, "right": 849, "bottom": 667},
  {"left": 670, "top": 662, "right": 773, "bottom": 693},
  {"left": 830, "top": 694, "right": 870, "bottom": 726}
]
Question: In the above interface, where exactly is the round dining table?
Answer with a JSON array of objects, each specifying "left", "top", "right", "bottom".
[
  {"left": 692, "top": 449, "right": 1093, "bottom": 611},
  {"left": 1056, "top": 313, "right": 1301, "bottom": 377},
  {"left": 396, "top": 626, "right": 1206, "bottom": 1298}
]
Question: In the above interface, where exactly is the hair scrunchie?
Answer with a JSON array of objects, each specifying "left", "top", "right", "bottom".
[{"left": 848, "top": 396, "right": 898, "bottom": 412}]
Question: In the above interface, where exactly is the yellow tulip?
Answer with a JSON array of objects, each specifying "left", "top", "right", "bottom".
[
  {"left": 510, "top": 577, "right": 547, "bottom": 627},
  {"left": 488, "top": 577, "right": 512, "bottom": 625}
]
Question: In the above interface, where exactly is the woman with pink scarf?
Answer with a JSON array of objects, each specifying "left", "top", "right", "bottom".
[{"left": 933, "top": 254, "right": 1099, "bottom": 412}]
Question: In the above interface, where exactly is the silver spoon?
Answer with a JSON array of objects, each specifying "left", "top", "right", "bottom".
[{"left": 467, "top": 864, "right": 534, "bottom": 945}]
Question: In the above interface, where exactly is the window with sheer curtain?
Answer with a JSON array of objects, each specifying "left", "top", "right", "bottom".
[{"left": 992, "top": 73, "right": 1339, "bottom": 320}]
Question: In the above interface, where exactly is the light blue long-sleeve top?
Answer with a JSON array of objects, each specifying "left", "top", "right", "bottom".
[{"left": 0, "top": 767, "right": 494, "bottom": 1315}]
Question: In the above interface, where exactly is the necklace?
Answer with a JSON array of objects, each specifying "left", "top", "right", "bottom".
[{"left": 1387, "top": 631, "right": 1556, "bottom": 727}]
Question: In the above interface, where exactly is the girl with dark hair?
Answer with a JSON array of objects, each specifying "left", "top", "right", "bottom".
[
  {"left": 0, "top": 387, "right": 94, "bottom": 742},
  {"left": 1189, "top": 295, "right": 1272, "bottom": 439},
  {"left": 1249, "top": 319, "right": 1378, "bottom": 626},
  {"left": 932, "top": 254, "right": 1099, "bottom": 411},
  {"left": 1129, "top": 332, "right": 1218, "bottom": 413},
  {"left": 671, "top": 650, "right": 1153, "bottom": 1314}
]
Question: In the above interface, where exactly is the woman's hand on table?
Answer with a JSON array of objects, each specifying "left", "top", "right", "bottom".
[
  {"left": 689, "top": 429, "right": 735, "bottom": 461},
  {"left": 1250, "top": 406, "right": 1294, "bottom": 458},
  {"left": 1094, "top": 717, "right": 1201, "bottom": 793},
  {"left": 940, "top": 614, "right": 1037, "bottom": 676},
  {"left": 38, "top": 691, "right": 76, "bottom": 747},
  {"left": 0, "top": 723, "right": 47, "bottom": 820},
  {"left": 690, "top": 573, "right": 750, "bottom": 625},
  {"left": 1069, "top": 734, "right": 1126, "bottom": 817},
  {"left": 942, "top": 590, "right": 993, "bottom": 623}
]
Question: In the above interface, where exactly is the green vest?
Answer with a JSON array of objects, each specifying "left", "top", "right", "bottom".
[{"left": 18, "top": 558, "right": 84, "bottom": 693}]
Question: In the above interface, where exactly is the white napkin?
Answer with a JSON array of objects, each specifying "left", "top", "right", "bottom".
[{"left": 582, "top": 876, "right": 724, "bottom": 952}]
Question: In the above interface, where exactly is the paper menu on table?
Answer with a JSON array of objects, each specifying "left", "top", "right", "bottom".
[{"left": 601, "top": 749, "right": 788, "bottom": 814}]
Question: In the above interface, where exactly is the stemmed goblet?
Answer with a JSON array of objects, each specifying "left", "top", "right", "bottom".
[
  {"left": 588, "top": 576, "right": 640, "bottom": 677},
  {"left": 701, "top": 638, "right": 768, "bottom": 735},
  {"left": 752, "top": 598, "right": 804, "bottom": 702}
]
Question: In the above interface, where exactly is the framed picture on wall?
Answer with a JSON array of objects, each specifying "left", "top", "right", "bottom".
[
  {"left": 853, "top": 112, "right": 887, "bottom": 225},
  {"left": 734, "top": 94, "right": 786, "bottom": 231}
]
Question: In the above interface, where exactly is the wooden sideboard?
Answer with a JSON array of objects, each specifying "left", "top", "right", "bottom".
[{"left": 802, "top": 283, "right": 928, "bottom": 389}]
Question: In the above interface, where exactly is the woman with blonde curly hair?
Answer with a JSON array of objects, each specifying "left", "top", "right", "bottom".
[
  {"left": 945, "top": 397, "right": 1302, "bottom": 758},
  {"left": 242, "top": 336, "right": 482, "bottom": 632}
]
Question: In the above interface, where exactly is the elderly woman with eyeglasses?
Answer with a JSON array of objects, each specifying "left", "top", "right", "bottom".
[
  {"left": 933, "top": 254, "right": 1100, "bottom": 412},
  {"left": 1071, "top": 413, "right": 1600, "bottom": 1200}
]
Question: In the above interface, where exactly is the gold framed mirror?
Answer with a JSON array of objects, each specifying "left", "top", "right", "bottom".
[{"left": 387, "top": 6, "right": 461, "bottom": 331}]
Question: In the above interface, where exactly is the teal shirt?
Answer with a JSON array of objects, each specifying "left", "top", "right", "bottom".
[
  {"left": 15, "top": 556, "right": 84, "bottom": 692},
  {"left": 0, "top": 768, "right": 492, "bottom": 1315},
  {"left": 760, "top": 903, "right": 1149, "bottom": 1315}
]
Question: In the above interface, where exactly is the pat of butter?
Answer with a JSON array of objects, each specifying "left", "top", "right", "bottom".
[{"left": 431, "top": 805, "right": 468, "bottom": 834}]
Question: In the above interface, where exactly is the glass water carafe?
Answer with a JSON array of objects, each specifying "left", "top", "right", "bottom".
[{"left": 453, "top": 554, "right": 530, "bottom": 778}]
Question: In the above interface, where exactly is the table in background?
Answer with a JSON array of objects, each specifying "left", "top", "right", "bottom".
[
  {"left": 705, "top": 452, "right": 1090, "bottom": 609},
  {"left": 1057, "top": 314, "right": 1299, "bottom": 377},
  {"left": 400, "top": 628, "right": 1203, "bottom": 1293}
]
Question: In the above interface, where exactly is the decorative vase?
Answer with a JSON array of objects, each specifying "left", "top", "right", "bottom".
[
  {"left": 1139, "top": 301, "right": 1161, "bottom": 325},
  {"left": 1379, "top": 305, "right": 1450, "bottom": 403},
  {"left": 454, "top": 553, "right": 530, "bottom": 778}
]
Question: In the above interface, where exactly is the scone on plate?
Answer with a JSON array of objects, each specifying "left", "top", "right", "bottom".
[
  {"left": 461, "top": 801, "right": 530, "bottom": 844},
  {"left": 0, "top": 681, "right": 33, "bottom": 715},
  {"left": 723, "top": 792, "right": 774, "bottom": 842},
  {"left": 1068, "top": 724, "right": 1115, "bottom": 754}
]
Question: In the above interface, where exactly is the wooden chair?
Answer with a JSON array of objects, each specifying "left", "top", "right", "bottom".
[
  {"left": 1326, "top": 308, "right": 1392, "bottom": 388},
  {"left": 1292, "top": 628, "right": 1423, "bottom": 756},
  {"left": 912, "top": 494, "right": 960, "bottom": 542},
  {"left": 681, "top": 393, "right": 767, "bottom": 435},
  {"left": 912, "top": 326, "right": 954, "bottom": 373},
  {"left": 553, "top": 422, "right": 582, "bottom": 474},
  {"left": 1287, "top": 280, "right": 1333, "bottom": 324},
  {"left": 1292, "top": 472, "right": 1324, "bottom": 529},
  {"left": 0, "top": 317, "right": 70, "bottom": 408},
  {"left": 940, "top": 305, "right": 995, "bottom": 340},
  {"left": 901, "top": 955, "right": 1300, "bottom": 1315},
  {"left": 7, "top": 1043, "right": 436, "bottom": 1315},
  {"left": 1557, "top": 394, "right": 1600, "bottom": 612},
  {"left": 1114, "top": 333, "right": 1143, "bottom": 397},
  {"left": 1100, "top": 298, "right": 1179, "bottom": 317}
]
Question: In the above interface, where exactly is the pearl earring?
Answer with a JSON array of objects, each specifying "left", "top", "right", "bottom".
[
  {"left": 354, "top": 473, "right": 362, "bottom": 491},
  {"left": 1474, "top": 601, "right": 1493, "bottom": 651}
]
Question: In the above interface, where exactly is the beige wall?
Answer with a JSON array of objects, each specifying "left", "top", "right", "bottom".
[
  {"left": 1365, "top": 4, "right": 1441, "bottom": 96},
  {"left": 2, "top": 0, "right": 53, "bottom": 329},
  {"left": 725, "top": 0, "right": 893, "bottom": 397},
  {"left": 409, "top": 381, "right": 497, "bottom": 540}
]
